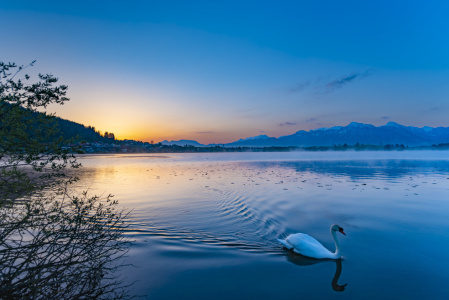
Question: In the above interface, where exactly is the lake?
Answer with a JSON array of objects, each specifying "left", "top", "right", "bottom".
[{"left": 71, "top": 151, "right": 449, "bottom": 299}]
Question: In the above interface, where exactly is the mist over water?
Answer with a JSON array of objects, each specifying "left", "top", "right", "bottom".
[{"left": 71, "top": 151, "right": 449, "bottom": 299}]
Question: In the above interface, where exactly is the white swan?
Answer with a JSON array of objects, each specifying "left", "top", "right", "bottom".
[{"left": 278, "top": 224, "right": 346, "bottom": 259}]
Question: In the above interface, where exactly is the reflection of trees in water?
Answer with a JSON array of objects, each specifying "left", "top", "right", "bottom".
[
  {"left": 0, "top": 192, "right": 132, "bottom": 299},
  {"left": 286, "top": 252, "right": 347, "bottom": 292},
  {"left": 250, "top": 160, "right": 449, "bottom": 179}
]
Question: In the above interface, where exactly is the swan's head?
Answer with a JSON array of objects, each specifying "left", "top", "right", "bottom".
[{"left": 331, "top": 224, "right": 346, "bottom": 235}]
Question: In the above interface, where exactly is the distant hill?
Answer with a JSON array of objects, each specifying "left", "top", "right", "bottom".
[
  {"left": 225, "top": 122, "right": 449, "bottom": 147},
  {"left": 155, "top": 122, "right": 449, "bottom": 148},
  {"left": 1, "top": 102, "right": 112, "bottom": 144},
  {"left": 24, "top": 107, "right": 449, "bottom": 148},
  {"left": 160, "top": 139, "right": 205, "bottom": 147},
  {"left": 54, "top": 117, "right": 113, "bottom": 143}
]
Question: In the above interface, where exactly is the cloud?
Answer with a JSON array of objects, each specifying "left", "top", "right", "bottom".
[
  {"left": 288, "top": 69, "right": 372, "bottom": 95},
  {"left": 324, "top": 70, "right": 371, "bottom": 93},
  {"left": 306, "top": 117, "right": 317, "bottom": 123},
  {"left": 288, "top": 81, "right": 310, "bottom": 93},
  {"left": 279, "top": 122, "right": 297, "bottom": 126},
  {"left": 381, "top": 116, "right": 390, "bottom": 120}
]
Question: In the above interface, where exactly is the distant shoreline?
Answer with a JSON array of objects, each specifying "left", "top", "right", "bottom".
[
  {"left": 76, "top": 153, "right": 170, "bottom": 158},
  {"left": 70, "top": 143, "right": 449, "bottom": 154}
]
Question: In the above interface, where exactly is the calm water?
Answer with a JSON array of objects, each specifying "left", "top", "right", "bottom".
[{"left": 72, "top": 151, "right": 449, "bottom": 299}]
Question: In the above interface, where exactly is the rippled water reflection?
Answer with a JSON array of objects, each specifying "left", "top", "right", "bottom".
[{"left": 71, "top": 151, "right": 449, "bottom": 299}]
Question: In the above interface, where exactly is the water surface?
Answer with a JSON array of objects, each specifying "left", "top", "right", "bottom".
[{"left": 72, "top": 151, "right": 449, "bottom": 299}]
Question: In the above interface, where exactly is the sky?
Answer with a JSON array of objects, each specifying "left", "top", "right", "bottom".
[{"left": 1, "top": 0, "right": 449, "bottom": 144}]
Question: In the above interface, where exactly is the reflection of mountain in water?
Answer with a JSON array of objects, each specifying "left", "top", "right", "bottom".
[
  {"left": 250, "top": 159, "right": 449, "bottom": 179},
  {"left": 286, "top": 252, "right": 347, "bottom": 292}
]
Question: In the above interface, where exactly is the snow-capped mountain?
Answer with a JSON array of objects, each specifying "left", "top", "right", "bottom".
[
  {"left": 158, "top": 122, "right": 449, "bottom": 147},
  {"left": 225, "top": 122, "right": 449, "bottom": 147},
  {"left": 160, "top": 139, "right": 206, "bottom": 147},
  {"left": 235, "top": 134, "right": 270, "bottom": 142}
]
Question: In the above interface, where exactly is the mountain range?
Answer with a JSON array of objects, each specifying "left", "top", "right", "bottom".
[{"left": 161, "top": 122, "right": 449, "bottom": 147}]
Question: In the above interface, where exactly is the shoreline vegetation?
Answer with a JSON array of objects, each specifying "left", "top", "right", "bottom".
[{"left": 68, "top": 140, "right": 449, "bottom": 154}]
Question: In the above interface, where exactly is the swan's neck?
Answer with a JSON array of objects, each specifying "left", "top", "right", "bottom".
[{"left": 331, "top": 230, "right": 341, "bottom": 257}]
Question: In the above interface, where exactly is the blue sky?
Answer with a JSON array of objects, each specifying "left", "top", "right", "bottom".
[{"left": 1, "top": 0, "right": 448, "bottom": 143}]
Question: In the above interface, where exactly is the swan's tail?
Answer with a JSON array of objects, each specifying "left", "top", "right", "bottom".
[{"left": 277, "top": 238, "right": 293, "bottom": 250}]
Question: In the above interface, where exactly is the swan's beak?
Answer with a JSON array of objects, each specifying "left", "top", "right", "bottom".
[{"left": 339, "top": 228, "right": 346, "bottom": 235}]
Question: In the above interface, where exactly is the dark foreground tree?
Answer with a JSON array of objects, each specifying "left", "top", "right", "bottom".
[
  {"left": 0, "top": 192, "right": 131, "bottom": 299},
  {"left": 0, "top": 61, "right": 78, "bottom": 199},
  {"left": 0, "top": 61, "right": 132, "bottom": 299}
]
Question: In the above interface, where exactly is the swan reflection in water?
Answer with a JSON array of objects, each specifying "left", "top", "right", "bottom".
[{"left": 286, "top": 251, "right": 348, "bottom": 292}]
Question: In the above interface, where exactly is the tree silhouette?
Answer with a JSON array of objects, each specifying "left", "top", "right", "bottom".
[{"left": 0, "top": 61, "right": 132, "bottom": 298}]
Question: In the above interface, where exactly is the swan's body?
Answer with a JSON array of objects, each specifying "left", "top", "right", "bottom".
[{"left": 278, "top": 224, "right": 346, "bottom": 259}]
